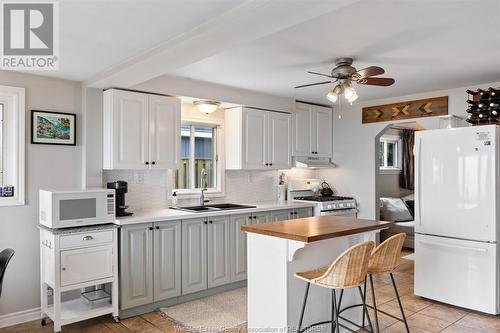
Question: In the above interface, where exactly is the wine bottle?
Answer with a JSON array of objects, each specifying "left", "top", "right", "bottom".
[
  {"left": 490, "top": 102, "right": 499, "bottom": 108},
  {"left": 466, "top": 89, "right": 479, "bottom": 96},
  {"left": 467, "top": 99, "right": 477, "bottom": 104},
  {"left": 478, "top": 102, "right": 488, "bottom": 109},
  {"left": 488, "top": 87, "right": 498, "bottom": 97}
]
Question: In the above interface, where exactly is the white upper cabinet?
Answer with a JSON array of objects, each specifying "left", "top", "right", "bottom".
[
  {"left": 225, "top": 107, "right": 292, "bottom": 170},
  {"left": 268, "top": 112, "right": 292, "bottom": 168},
  {"left": 293, "top": 102, "right": 333, "bottom": 158},
  {"left": 149, "top": 95, "right": 180, "bottom": 169},
  {"left": 103, "top": 89, "right": 180, "bottom": 170}
]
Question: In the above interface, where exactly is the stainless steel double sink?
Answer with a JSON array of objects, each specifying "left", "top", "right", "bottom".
[{"left": 172, "top": 203, "right": 256, "bottom": 213}]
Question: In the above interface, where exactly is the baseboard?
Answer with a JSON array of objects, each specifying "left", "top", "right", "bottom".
[{"left": 0, "top": 307, "right": 41, "bottom": 328}]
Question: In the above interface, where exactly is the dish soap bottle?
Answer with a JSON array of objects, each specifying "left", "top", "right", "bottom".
[{"left": 171, "top": 191, "right": 178, "bottom": 207}]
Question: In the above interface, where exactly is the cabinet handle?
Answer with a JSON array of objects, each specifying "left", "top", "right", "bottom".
[
  {"left": 204, "top": 221, "right": 208, "bottom": 224},
  {"left": 265, "top": 163, "right": 269, "bottom": 166},
  {"left": 248, "top": 216, "right": 252, "bottom": 221},
  {"left": 269, "top": 163, "right": 273, "bottom": 166},
  {"left": 149, "top": 227, "right": 154, "bottom": 231},
  {"left": 82, "top": 235, "right": 93, "bottom": 241},
  {"left": 209, "top": 220, "right": 213, "bottom": 224},
  {"left": 145, "top": 161, "right": 149, "bottom": 165},
  {"left": 151, "top": 161, "right": 156, "bottom": 165},
  {"left": 61, "top": 267, "right": 66, "bottom": 271},
  {"left": 155, "top": 226, "right": 160, "bottom": 230},
  {"left": 253, "top": 216, "right": 257, "bottom": 219}
]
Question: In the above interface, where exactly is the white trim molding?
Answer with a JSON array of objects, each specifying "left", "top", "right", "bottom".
[
  {"left": 0, "top": 307, "right": 40, "bottom": 328},
  {"left": 0, "top": 85, "right": 25, "bottom": 206}
]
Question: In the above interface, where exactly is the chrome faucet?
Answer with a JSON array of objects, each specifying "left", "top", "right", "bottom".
[{"left": 200, "top": 168, "right": 209, "bottom": 206}]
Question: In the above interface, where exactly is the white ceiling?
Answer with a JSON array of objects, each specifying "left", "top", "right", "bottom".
[
  {"left": 36, "top": 0, "right": 500, "bottom": 104},
  {"left": 54, "top": 0, "right": 247, "bottom": 81},
  {"left": 171, "top": 0, "right": 500, "bottom": 103}
]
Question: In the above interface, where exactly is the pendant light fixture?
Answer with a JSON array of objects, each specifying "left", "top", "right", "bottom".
[{"left": 194, "top": 100, "right": 221, "bottom": 114}]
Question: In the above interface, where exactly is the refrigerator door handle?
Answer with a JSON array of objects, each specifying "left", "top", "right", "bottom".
[
  {"left": 416, "top": 137, "right": 422, "bottom": 227},
  {"left": 418, "top": 240, "right": 488, "bottom": 253}
]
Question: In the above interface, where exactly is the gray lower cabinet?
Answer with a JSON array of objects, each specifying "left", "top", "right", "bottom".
[
  {"left": 253, "top": 211, "right": 271, "bottom": 224},
  {"left": 182, "top": 218, "right": 208, "bottom": 294},
  {"left": 207, "top": 216, "right": 231, "bottom": 288},
  {"left": 272, "top": 209, "right": 294, "bottom": 222},
  {"left": 120, "top": 223, "right": 154, "bottom": 310},
  {"left": 153, "top": 220, "right": 182, "bottom": 301},
  {"left": 271, "top": 208, "right": 312, "bottom": 221},
  {"left": 295, "top": 207, "right": 313, "bottom": 219},
  {"left": 230, "top": 214, "right": 252, "bottom": 282}
]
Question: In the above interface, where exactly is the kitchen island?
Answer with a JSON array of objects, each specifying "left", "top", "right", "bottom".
[{"left": 241, "top": 216, "right": 388, "bottom": 332}]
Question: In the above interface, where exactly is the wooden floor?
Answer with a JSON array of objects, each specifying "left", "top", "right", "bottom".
[{"left": 2, "top": 251, "right": 499, "bottom": 333}]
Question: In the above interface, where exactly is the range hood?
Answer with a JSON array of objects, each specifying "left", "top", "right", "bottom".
[{"left": 294, "top": 156, "right": 336, "bottom": 169}]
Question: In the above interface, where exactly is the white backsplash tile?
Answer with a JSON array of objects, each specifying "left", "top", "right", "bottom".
[{"left": 103, "top": 168, "right": 317, "bottom": 212}]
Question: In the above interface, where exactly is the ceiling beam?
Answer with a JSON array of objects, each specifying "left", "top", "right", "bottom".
[{"left": 84, "top": 0, "right": 358, "bottom": 89}]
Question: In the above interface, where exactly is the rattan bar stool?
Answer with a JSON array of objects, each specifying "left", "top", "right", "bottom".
[
  {"left": 295, "top": 241, "right": 375, "bottom": 333},
  {"left": 362, "top": 233, "right": 410, "bottom": 333}
]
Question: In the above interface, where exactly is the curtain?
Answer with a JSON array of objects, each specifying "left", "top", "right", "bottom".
[{"left": 400, "top": 129, "right": 415, "bottom": 190}]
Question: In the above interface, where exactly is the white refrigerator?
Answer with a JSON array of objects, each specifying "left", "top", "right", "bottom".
[{"left": 415, "top": 125, "right": 499, "bottom": 314}]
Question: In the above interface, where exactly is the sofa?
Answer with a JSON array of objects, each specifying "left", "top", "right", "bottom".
[{"left": 379, "top": 195, "right": 415, "bottom": 249}]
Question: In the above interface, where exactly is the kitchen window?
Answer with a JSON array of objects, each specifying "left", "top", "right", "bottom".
[
  {"left": 379, "top": 135, "right": 401, "bottom": 173},
  {"left": 0, "top": 85, "right": 26, "bottom": 206},
  {"left": 173, "top": 122, "right": 223, "bottom": 195}
]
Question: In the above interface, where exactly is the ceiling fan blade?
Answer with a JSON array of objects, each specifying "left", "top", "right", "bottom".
[
  {"left": 357, "top": 77, "right": 395, "bottom": 86},
  {"left": 307, "top": 71, "right": 334, "bottom": 78},
  {"left": 294, "top": 81, "right": 332, "bottom": 89},
  {"left": 354, "top": 66, "right": 385, "bottom": 79}
]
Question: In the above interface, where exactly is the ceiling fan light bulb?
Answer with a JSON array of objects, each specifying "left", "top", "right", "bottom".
[
  {"left": 343, "top": 85, "right": 356, "bottom": 100},
  {"left": 347, "top": 91, "right": 359, "bottom": 104},
  {"left": 326, "top": 90, "right": 338, "bottom": 103}
]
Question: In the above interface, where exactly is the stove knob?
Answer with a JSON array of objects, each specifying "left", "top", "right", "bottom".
[
  {"left": 339, "top": 203, "right": 344, "bottom": 208},
  {"left": 332, "top": 204, "right": 337, "bottom": 209},
  {"left": 327, "top": 204, "right": 332, "bottom": 209}
]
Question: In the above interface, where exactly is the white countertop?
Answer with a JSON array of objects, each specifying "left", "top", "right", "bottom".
[{"left": 114, "top": 200, "right": 316, "bottom": 225}]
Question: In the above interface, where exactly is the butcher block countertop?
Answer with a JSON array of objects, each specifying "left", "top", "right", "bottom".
[{"left": 241, "top": 216, "right": 389, "bottom": 243}]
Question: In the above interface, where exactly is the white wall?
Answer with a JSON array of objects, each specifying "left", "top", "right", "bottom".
[
  {"left": 317, "top": 81, "right": 500, "bottom": 220},
  {"left": 0, "top": 71, "right": 82, "bottom": 317}
]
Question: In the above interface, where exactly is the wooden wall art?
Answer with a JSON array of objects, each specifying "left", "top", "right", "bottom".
[{"left": 362, "top": 96, "right": 448, "bottom": 124}]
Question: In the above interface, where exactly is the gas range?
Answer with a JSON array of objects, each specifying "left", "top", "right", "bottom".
[{"left": 288, "top": 179, "right": 358, "bottom": 217}]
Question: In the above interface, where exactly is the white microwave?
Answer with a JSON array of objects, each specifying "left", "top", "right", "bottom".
[{"left": 39, "top": 188, "right": 115, "bottom": 228}]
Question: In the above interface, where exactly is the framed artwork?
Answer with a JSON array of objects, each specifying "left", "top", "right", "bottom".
[{"left": 31, "top": 110, "right": 76, "bottom": 145}]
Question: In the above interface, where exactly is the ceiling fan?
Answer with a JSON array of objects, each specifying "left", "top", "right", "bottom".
[{"left": 295, "top": 57, "right": 395, "bottom": 104}]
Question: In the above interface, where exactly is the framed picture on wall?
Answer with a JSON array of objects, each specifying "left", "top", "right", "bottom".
[{"left": 31, "top": 110, "right": 76, "bottom": 145}]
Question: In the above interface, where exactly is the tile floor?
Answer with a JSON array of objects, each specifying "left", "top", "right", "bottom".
[{"left": 2, "top": 251, "right": 499, "bottom": 333}]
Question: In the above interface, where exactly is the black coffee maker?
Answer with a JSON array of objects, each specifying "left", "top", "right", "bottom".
[{"left": 107, "top": 181, "right": 133, "bottom": 217}]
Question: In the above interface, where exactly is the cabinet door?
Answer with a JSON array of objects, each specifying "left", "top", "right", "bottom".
[
  {"left": 149, "top": 95, "right": 181, "bottom": 169},
  {"left": 111, "top": 90, "right": 149, "bottom": 169},
  {"left": 253, "top": 211, "right": 271, "bottom": 225},
  {"left": 230, "top": 214, "right": 252, "bottom": 282},
  {"left": 268, "top": 112, "right": 292, "bottom": 169},
  {"left": 153, "top": 220, "right": 181, "bottom": 301},
  {"left": 312, "top": 106, "right": 333, "bottom": 157},
  {"left": 120, "top": 224, "right": 153, "bottom": 309},
  {"left": 271, "top": 209, "right": 293, "bottom": 222},
  {"left": 182, "top": 218, "right": 207, "bottom": 294},
  {"left": 294, "top": 207, "right": 313, "bottom": 219},
  {"left": 294, "top": 103, "right": 312, "bottom": 156},
  {"left": 242, "top": 108, "right": 268, "bottom": 169},
  {"left": 60, "top": 245, "right": 113, "bottom": 287},
  {"left": 207, "top": 216, "right": 231, "bottom": 288}
]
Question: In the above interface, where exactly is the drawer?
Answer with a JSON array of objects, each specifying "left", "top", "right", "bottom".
[
  {"left": 60, "top": 230, "right": 113, "bottom": 249},
  {"left": 60, "top": 245, "right": 113, "bottom": 286}
]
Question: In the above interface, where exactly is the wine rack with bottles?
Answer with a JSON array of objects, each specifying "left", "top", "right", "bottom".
[{"left": 466, "top": 87, "right": 500, "bottom": 125}]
